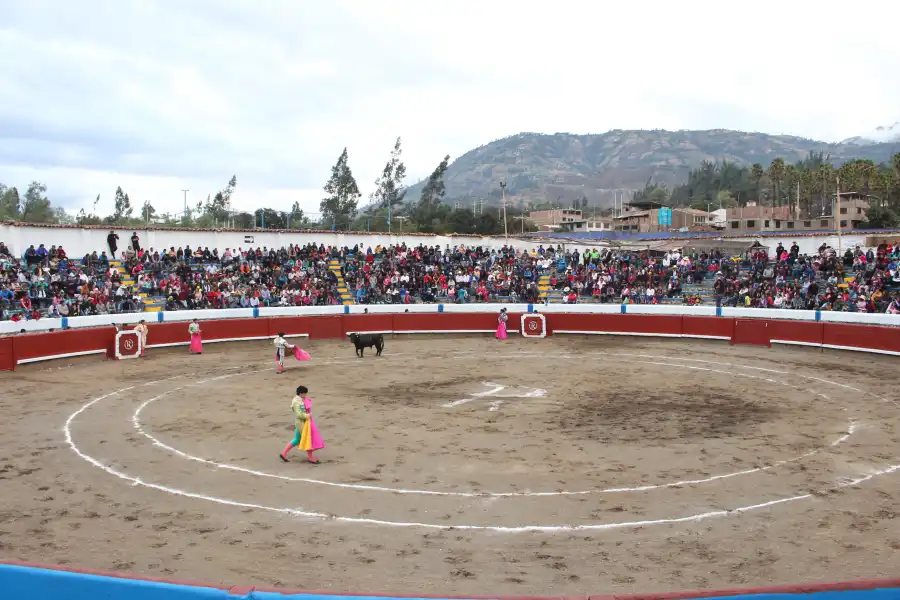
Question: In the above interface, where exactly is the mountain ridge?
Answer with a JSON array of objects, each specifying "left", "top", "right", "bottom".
[{"left": 403, "top": 128, "right": 899, "bottom": 209}]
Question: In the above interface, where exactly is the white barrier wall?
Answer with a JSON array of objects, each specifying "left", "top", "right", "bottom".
[
  {"left": 0, "top": 224, "right": 538, "bottom": 258},
  {"left": 552, "top": 234, "right": 877, "bottom": 256},
  {"left": 1, "top": 223, "right": 888, "bottom": 259},
  {"left": 2, "top": 303, "right": 899, "bottom": 336}
]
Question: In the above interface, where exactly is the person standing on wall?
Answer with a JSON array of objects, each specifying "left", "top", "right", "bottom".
[
  {"left": 107, "top": 231, "right": 119, "bottom": 257},
  {"left": 131, "top": 232, "right": 141, "bottom": 252}
]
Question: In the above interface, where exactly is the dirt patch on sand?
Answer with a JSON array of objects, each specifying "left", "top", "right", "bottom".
[{"left": 559, "top": 384, "right": 781, "bottom": 444}]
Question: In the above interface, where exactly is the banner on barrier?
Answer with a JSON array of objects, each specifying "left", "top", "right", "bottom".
[
  {"left": 521, "top": 313, "right": 547, "bottom": 338},
  {"left": 115, "top": 331, "right": 142, "bottom": 360}
]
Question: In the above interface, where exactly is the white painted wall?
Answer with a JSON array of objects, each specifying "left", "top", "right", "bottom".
[
  {"left": 727, "top": 234, "right": 873, "bottom": 256},
  {"left": 0, "top": 224, "right": 538, "bottom": 258},
  {"left": 0, "top": 224, "right": 886, "bottom": 260},
  {"left": 546, "top": 234, "right": 877, "bottom": 257}
]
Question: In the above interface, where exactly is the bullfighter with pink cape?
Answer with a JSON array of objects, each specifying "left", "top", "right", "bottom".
[
  {"left": 273, "top": 332, "right": 311, "bottom": 374},
  {"left": 188, "top": 319, "right": 202, "bottom": 354},
  {"left": 280, "top": 385, "right": 324, "bottom": 464},
  {"left": 495, "top": 308, "right": 508, "bottom": 340}
]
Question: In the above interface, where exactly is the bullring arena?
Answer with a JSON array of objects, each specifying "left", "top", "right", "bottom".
[{"left": 1, "top": 305, "right": 899, "bottom": 598}]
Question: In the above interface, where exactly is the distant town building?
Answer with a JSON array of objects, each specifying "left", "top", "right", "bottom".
[
  {"left": 527, "top": 209, "right": 583, "bottom": 231},
  {"left": 723, "top": 193, "right": 872, "bottom": 233},
  {"left": 557, "top": 218, "right": 613, "bottom": 233},
  {"left": 612, "top": 201, "right": 711, "bottom": 233},
  {"left": 709, "top": 208, "right": 727, "bottom": 229}
]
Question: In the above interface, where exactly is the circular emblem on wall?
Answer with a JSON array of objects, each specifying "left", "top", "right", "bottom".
[
  {"left": 124, "top": 339, "right": 135, "bottom": 351},
  {"left": 521, "top": 314, "right": 547, "bottom": 338}
]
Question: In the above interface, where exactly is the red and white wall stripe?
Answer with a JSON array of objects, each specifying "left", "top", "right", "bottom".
[{"left": 1, "top": 304, "right": 899, "bottom": 371}]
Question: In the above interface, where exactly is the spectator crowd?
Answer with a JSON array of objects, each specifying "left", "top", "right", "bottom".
[
  {"left": 526, "top": 240, "right": 900, "bottom": 313},
  {"left": 4, "top": 231, "right": 900, "bottom": 321},
  {"left": 342, "top": 244, "right": 545, "bottom": 304}
]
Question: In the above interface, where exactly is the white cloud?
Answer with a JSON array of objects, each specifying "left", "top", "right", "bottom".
[{"left": 1, "top": 0, "right": 898, "bottom": 218}]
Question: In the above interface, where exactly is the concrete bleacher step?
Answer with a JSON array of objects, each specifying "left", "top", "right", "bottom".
[{"left": 326, "top": 258, "right": 354, "bottom": 305}]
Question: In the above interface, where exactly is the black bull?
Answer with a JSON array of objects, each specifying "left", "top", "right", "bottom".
[{"left": 348, "top": 333, "right": 384, "bottom": 357}]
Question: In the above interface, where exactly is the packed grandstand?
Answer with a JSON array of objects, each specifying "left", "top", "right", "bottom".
[{"left": 3, "top": 233, "right": 900, "bottom": 321}]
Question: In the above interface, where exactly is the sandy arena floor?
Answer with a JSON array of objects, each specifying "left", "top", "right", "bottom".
[{"left": 1, "top": 335, "right": 899, "bottom": 596}]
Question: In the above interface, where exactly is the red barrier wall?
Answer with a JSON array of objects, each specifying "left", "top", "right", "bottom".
[
  {"left": 307, "top": 316, "right": 344, "bottom": 340},
  {"left": 12, "top": 328, "right": 116, "bottom": 363},
  {"left": 392, "top": 313, "right": 499, "bottom": 332},
  {"left": 196, "top": 318, "right": 268, "bottom": 341},
  {"left": 140, "top": 322, "right": 190, "bottom": 346},
  {"left": 682, "top": 316, "right": 734, "bottom": 339},
  {"left": 768, "top": 320, "right": 824, "bottom": 346},
  {"left": 343, "top": 314, "right": 394, "bottom": 334},
  {"left": 0, "top": 337, "right": 14, "bottom": 371},
  {"left": 3, "top": 313, "right": 900, "bottom": 371},
  {"left": 731, "top": 319, "right": 772, "bottom": 347},
  {"left": 547, "top": 314, "right": 682, "bottom": 336},
  {"left": 823, "top": 323, "right": 900, "bottom": 354}
]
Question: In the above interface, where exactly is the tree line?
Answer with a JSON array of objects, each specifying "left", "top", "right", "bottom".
[
  {"left": 318, "top": 137, "right": 533, "bottom": 234},
  {"left": 632, "top": 152, "right": 900, "bottom": 228},
  {"left": 0, "top": 137, "right": 530, "bottom": 235},
  {"left": 6, "top": 142, "right": 898, "bottom": 234}
]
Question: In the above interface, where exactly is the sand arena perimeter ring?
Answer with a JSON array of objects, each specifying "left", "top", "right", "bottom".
[
  {"left": 4, "top": 311, "right": 900, "bottom": 595},
  {"left": 61, "top": 345, "right": 900, "bottom": 533}
]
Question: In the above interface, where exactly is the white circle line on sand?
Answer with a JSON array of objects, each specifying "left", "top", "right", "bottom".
[
  {"left": 125, "top": 352, "right": 855, "bottom": 497},
  {"left": 63, "top": 389, "right": 900, "bottom": 532}
]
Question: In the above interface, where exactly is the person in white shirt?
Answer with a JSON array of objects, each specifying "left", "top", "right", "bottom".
[{"left": 273, "top": 332, "right": 295, "bottom": 374}]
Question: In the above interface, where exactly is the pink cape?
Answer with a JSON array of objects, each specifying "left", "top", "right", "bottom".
[
  {"left": 495, "top": 321, "right": 508, "bottom": 340},
  {"left": 302, "top": 397, "right": 325, "bottom": 450},
  {"left": 189, "top": 333, "right": 203, "bottom": 353},
  {"left": 294, "top": 346, "right": 311, "bottom": 361}
]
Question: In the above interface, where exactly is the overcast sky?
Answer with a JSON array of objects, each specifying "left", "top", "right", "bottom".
[{"left": 1, "top": 0, "right": 898, "bottom": 218}]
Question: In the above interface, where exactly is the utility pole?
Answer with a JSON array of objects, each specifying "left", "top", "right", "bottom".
[
  {"left": 500, "top": 181, "right": 509, "bottom": 242},
  {"left": 396, "top": 216, "right": 409, "bottom": 234},
  {"left": 836, "top": 176, "right": 842, "bottom": 256},
  {"left": 514, "top": 215, "right": 526, "bottom": 234},
  {"left": 181, "top": 189, "right": 189, "bottom": 220}
]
